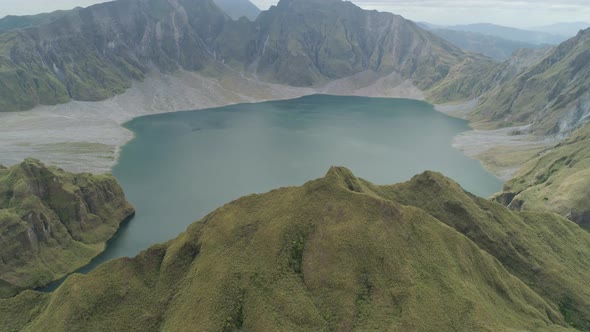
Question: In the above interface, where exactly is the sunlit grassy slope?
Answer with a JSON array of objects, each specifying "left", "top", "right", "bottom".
[{"left": 2, "top": 167, "right": 588, "bottom": 331}]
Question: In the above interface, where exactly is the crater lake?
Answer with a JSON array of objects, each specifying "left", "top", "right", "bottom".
[{"left": 44, "top": 95, "right": 504, "bottom": 286}]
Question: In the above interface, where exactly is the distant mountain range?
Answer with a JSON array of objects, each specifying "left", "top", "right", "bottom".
[
  {"left": 422, "top": 27, "right": 545, "bottom": 60},
  {"left": 417, "top": 20, "right": 590, "bottom": 137},
  {"left": 419, "top": 22, "right": 568, "bottom": 45},
  {"left": 532, "top": 22, "right": 590, "bottom": 38},
  {"left": 0, "top": 0, "right": 498, "bottom": 112}
]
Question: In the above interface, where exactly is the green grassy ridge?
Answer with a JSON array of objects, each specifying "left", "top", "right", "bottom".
[
  {"left": 2, "top": 167, "right": 588, "bottom": 331},
  {"left": 362, "top": 171, "right": 590, "bottom": 330},
  {"left": 0, "top": 159, "right": 134, "bottom": 297},
  {"left": 495, "top": 123, "right": 590, "bottom": 231},
  {"left": 472, "top": 28, "right": 590, "bottom": 135}
]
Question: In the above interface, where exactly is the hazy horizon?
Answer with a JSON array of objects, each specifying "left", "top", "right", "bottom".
[{"left": 0, "top": 0, "right": 589, "bottom": 30}]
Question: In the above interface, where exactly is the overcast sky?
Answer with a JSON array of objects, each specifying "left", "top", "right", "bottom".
[{"left": 1, "top": 0, "right": 589, "bottom": 29}]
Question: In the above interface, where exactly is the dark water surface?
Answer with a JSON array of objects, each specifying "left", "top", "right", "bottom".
[{"left": 41, "top": 95, "right": 502, "bottom": 291}]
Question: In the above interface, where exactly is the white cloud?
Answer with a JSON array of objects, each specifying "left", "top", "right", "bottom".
[
  {"left": 0, "top": 0, "right": 588, "bottom": 29},
  {"left": 250, "top": 0, "right": 590, "bottom": 28}
]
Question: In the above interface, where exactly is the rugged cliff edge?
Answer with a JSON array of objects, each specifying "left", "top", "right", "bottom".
[
  {"left": 1, "top": 167, "right": 588, "bottom": 331},
  {"left": 0, "top": 159, "right": 134, "bottom": 297}
]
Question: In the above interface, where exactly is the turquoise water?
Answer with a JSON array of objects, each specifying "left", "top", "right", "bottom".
[{"left": 41, "top": 95, "right": 503, "bottom": 290}]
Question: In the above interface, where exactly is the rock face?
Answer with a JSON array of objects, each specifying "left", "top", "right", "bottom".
[
  {"left": 0, "top": 0, "right": 228, "bottom": 112},
  {"left": 0, "top": 159, "right": 134, "bottom": 297},
  {"left": 473, "top": 28, "right": 590, "bottom": 135},
  {"left": 495, "top": 123, "right": 590, "bottom": 231},
  {"left": 1, "top": 167, "right": 588, "bottom": 331},
  {"left": 0, "top": 0, "right": 496, "bottom": 112},
  {"left": 234, "top": 0, "right": 488, "bottom": 90}
]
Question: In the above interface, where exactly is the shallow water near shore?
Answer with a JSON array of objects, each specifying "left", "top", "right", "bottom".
[{"left": 40, "top": 95, "right": 503, "bottom": 291}]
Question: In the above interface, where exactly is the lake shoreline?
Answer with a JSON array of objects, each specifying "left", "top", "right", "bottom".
[
  {"left": 0, "top": 66, "right": 544, "bottom": 182},
  {"left": 0, "top": 69, "right": 427, "bottom": 174},
  {"left": 434, "top": 100, "right": 558, "bottom": 180}
]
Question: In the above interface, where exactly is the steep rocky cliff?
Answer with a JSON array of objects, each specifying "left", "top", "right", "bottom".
[
  {"left": 0, "top": 0, "right": 496, "bottom": 112},
  {"left": 0, "top": 159, "right": 134, "bottom": 297},
  {"left": 226, "top": 0, "right": 491, "bottom": 90},
  {"left": 0, "top": 0, "right": 228, "bottom": 111}
]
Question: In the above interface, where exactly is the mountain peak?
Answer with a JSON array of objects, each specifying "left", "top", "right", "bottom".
[{"left": 323, "top": 166, "right": 366, "bottom": 193}]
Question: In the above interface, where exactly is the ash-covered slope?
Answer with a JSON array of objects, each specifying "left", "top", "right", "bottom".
[{"left": 2, "top": 168, "right": 588, "bottom": 331}]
